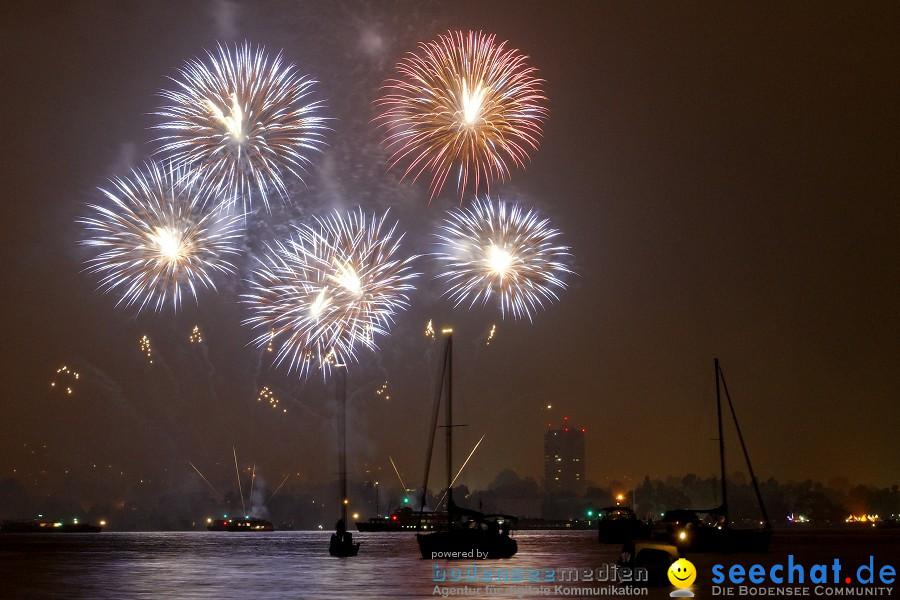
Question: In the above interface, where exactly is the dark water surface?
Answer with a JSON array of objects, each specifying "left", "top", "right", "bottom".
[{"left": 1, "top": 530, "right": 898, "bottom": 599}]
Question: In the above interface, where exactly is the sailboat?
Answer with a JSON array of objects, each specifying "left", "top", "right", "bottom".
[
  {"left": 415, "top": 331, "right": 518, "bottom": 560},
  {"left": 329, "top": 367, "right": 360, "bottom": 557},
  {"left": 653, "top": 358, "right": 772, "bottom": 552}
]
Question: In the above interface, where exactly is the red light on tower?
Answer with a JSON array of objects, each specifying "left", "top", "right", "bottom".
[{"left": 581, "top": 428, "right": 586, "bottom": 433}]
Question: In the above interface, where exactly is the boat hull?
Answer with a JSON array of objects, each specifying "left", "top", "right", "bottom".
[
  {"left": 1, "top": 520, "right": 103, "bottom": 533},
  {"left": 355, "top": 522, "right": 402, "bottom": 532},
  {"left": 206, "top": 517, "right": 274, "bottom": 531},
  {"left": 598, "top": 520, "right": 651, "bottom": 544},
  {"left": 693, "top": 527, "right": 772, "bottom": 553},
  {"left": 329, "top": 541, "right": 360, "bottom": 557},
  {"left": 597, "top": 507, "right": 651, "bottom": 544}
]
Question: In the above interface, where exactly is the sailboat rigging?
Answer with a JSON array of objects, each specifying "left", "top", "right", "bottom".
[
  {"left": 415, "top": 331, "right": 518, "bottom": 559},
  {"left": 654, "top": 358, "right": 772, "bottom": 552}
]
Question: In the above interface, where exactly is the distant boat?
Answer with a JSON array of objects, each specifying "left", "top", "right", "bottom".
[
  {"left": 597, "top": 506, "right": 651, "bottom": 544},
  {"left": 415, "top": 332, "right": 518, "bottom": 560},
  {"left": 1, "top": 519, "right": 103, "bottom": 533},
  {"left": 206, "top": 516, "right": 274, "bottom": 531},
  {"left": 355, "top": 506, "right": 447, "bottom": 532},
  {"left": 652, "top": 359, "right": 772, "bottom": 552},
  {"left": 193, "top": 450, "right": 281, "bottom": 534},
  {"left": 329, "top": 519, "right": 359, "bottom": 557},
  {"left": 515, "top": 517, "right": 594, "bottom": 530}
]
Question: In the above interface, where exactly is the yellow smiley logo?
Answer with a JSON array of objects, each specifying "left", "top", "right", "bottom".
[{"left": 668, "top": 558, "right": 697, "bottom": 588}]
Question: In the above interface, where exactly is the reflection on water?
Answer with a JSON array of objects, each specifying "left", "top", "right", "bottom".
[{"left": 1, "top": 530, "right": 897, "bottom": 599}]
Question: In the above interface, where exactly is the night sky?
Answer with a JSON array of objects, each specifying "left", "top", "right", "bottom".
[{"left": 2, "top": 0, "right": 899, "bottom": 507}]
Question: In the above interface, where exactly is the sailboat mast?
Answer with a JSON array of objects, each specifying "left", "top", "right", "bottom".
[
  {"left": 339, "top": 366, "right": 348, "bottom": 525},
  {"left": 718, "top": 366, "right": 771, "bottom": 527},
  {"left": 418, "top": 336, "right": 449, "bottom": 526},
  {"left": 715, "top": 358, "right": 728, "bottom": 524},
  {"left": 446, "top": 333, "right": 453, "bottom": 515}
]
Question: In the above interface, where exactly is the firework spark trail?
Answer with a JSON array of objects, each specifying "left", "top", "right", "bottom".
[
  {"left": 155, "top": 42, "right": 329, "bottom": 213},
  {"left": 436, "top": 434, "right": 486, "bottom": 507},
  {"left": 233, "top": 446, "right": 246, "bottom": 516},
  {"left": 139, "top": 335, "right": 154, "bottom": 364},
  {"left": 50, "top": 365, "right": 80, "bottom": 396},
  {"left": 266, "top": 474, "right": 291, "bottom": 504},
  {"left": 257, "top": 386, "right": 286, "bottom": 413},
  {"left": 189, "top": 325, "right": 203, "bottom": 344},
  {"left": 485, "top": 323, "right": 497, "bottom": 345},
  {"left": 188, "top": 461, "right": 222, "bottom": 498},
  {"left": 433, "top": 196, "right": 572, "bottom": 321},
  {"left": 248, "top": 463, "right": 257, "bottom": 508},
  {"left": 243, "top": 208, "right": 418, "bottom": 378},
  {"left": 389, "top": 455, "right": 409, "bottom": 496},
  {"left": 79, "top": 162, "right": 243, "bottom": 313},
  {"left": 187, "top": 322, "right": 218, "bottom": 380},
  {"left": 376, "top": 30, "right": 547, "bottom": 200}
]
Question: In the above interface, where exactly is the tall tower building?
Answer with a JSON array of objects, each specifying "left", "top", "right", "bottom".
[{"left": 543, "top": 417, "right": 586, "bottom": 497}]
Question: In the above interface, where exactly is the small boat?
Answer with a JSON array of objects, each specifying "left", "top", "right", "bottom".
[
  {"left": 416, "top": 502, "right": 518, "bottom": 559},
  {"left": 597, "top": 506, "right": 651, "bottom": 543},
  {"left": 355, "top": 506, "right": 447, "bottom": 532},
  {"left": 1, "top": 519, "right": 104, "bottom": 533},
  {"left": 329, "top": 518, "right": 360, "bottom": 557},
  {"left": 206, "top": 516, "right": 274, "bottom": 531},
  {"left": 415, "top": 331, "right": 517, "bottom": 559},
  {"left": 652, "top": 359, "right": 772, "bottom": 552}
]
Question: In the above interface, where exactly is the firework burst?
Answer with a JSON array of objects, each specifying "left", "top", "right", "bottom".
[
  {"left": 156, "top": 42, "right": 329, "bottom": 213},
  {"left": 79, "top": 162, "right": 243, "bottom": 313},
  {"left": 376, "top": 30, "right": 547, "bottom": 200},
  {"left": 243, "top": 209, "right": 418, "bottom": 377},
  {"left": 433, "top": 196, "right": 571, "bottom": 321}
]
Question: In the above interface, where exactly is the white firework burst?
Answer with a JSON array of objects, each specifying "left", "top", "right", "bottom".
[
  {"left": 243, "top": 209, "right": 418, "bottom": 377},
  {"left": 156, "top": 42, "right": 329, "bottom": 213},
  {"left": 79, "top": 162, "right": 243, "bottom": 313},
  {"left": 433, "top": 196, "right": 571, "bottom": 320}
]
